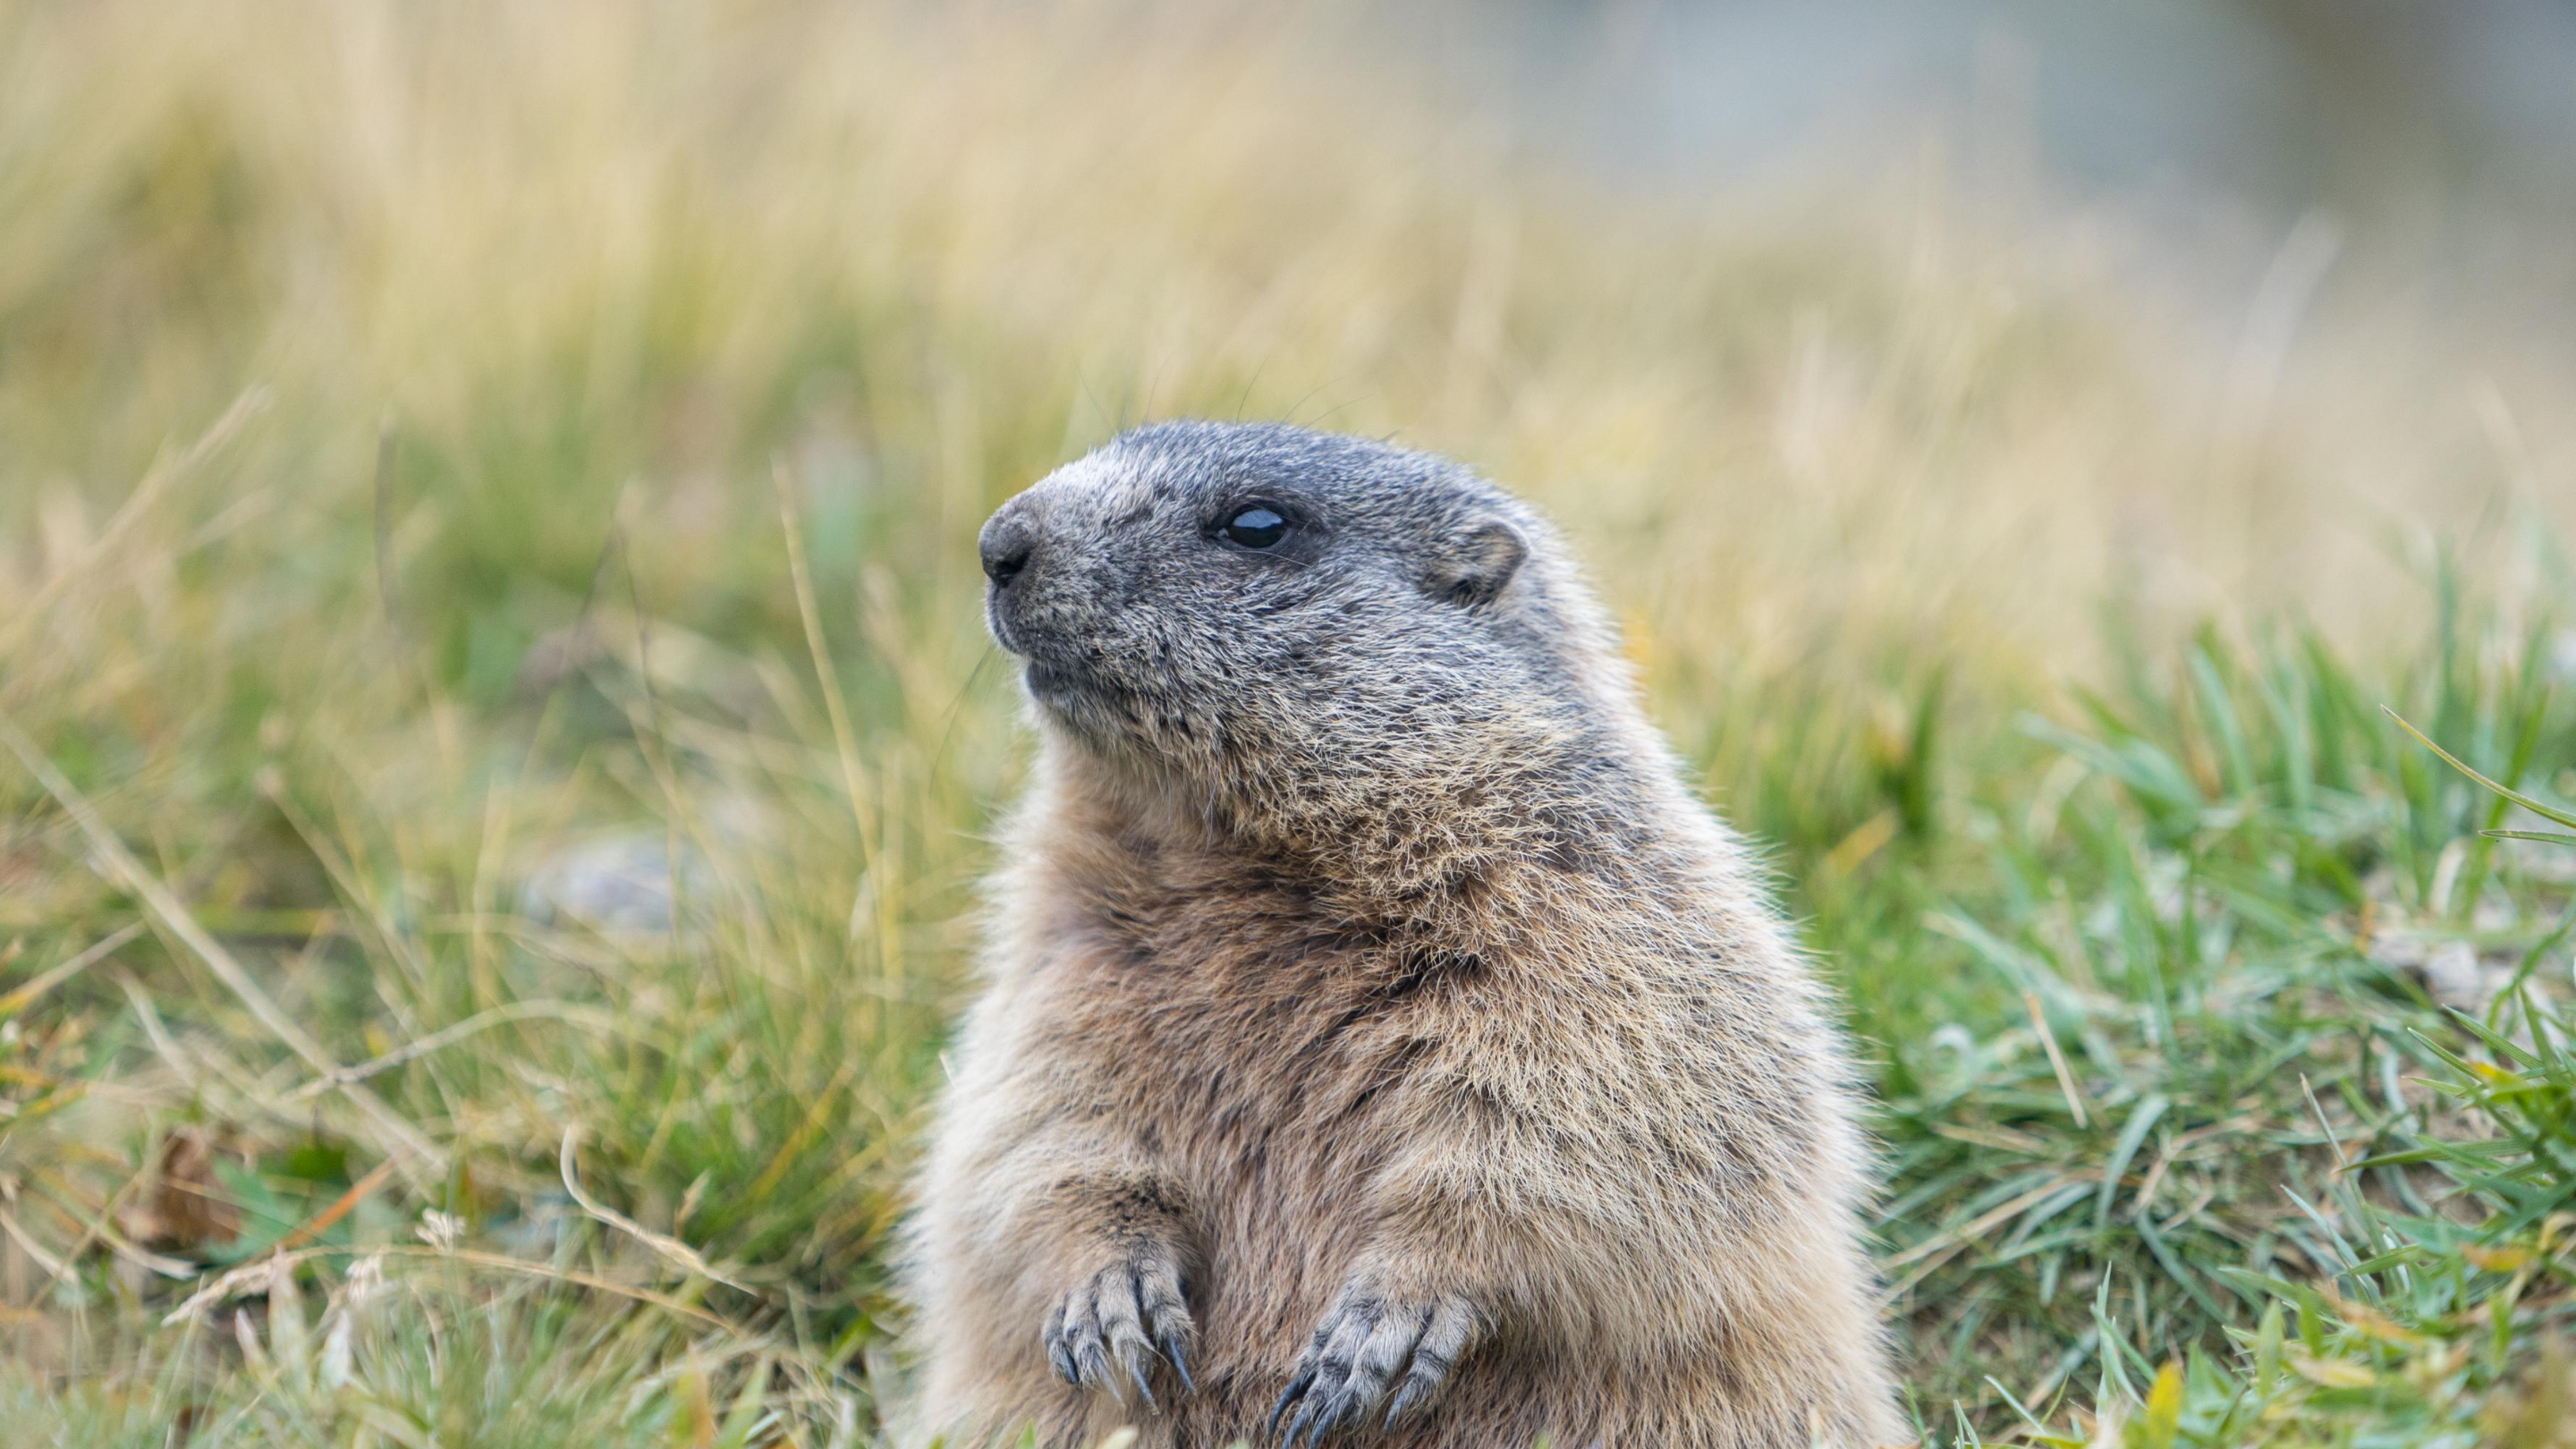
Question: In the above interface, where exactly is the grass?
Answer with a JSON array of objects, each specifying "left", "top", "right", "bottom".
[{"left": 3, "top": 2, "right": 2574, "bottom": 1444}]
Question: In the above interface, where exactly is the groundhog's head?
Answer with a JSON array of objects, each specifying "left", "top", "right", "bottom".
[{"left": 979, "top": 422, "right": 1626, "bottom": 831}]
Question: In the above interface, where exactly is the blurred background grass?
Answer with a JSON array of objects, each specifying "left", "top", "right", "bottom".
[{"left": 4, "top": 2, "right": 2575, "bottom": 1445}]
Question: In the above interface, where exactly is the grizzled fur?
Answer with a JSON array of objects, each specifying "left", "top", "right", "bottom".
[{"left": 902, "top": 423, "right": 1907, "bottom": 1448}]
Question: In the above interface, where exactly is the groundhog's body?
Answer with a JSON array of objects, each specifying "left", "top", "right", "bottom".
[{"left": 906, "top": 424, "right": 1905, "bottom": 1448}]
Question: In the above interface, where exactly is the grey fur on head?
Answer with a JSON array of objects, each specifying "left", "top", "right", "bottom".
[{"left": 979, "top": 422, "right": 1644, "bottom": 893}]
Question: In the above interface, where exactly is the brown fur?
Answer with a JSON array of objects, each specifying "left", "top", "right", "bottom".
[{"left": 902, "top": 424, "right": 1907, "bottom": 1448}]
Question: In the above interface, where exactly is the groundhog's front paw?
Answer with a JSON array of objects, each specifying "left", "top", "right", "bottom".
[
  {"left": 1267, "top": 1282, "right": 1482, "bottom": 1446},
  {"left": 1040, "top": 1245, "right": 1197, "bottom": 1409}
]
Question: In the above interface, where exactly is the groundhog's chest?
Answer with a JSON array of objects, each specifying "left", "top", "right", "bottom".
[
  {"left": 1050, "top": 915, "right": 1437, "bottom": 1160},
  {"left": 1031, "top": 883, "right": 1462, "bottom": 1323}
]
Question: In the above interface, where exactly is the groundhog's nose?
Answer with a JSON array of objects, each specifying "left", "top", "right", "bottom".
[{"left": 979, "top": 504, "right": 1038, "bottom": 588}]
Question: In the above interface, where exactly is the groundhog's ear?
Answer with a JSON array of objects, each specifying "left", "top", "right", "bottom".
[{"left": 1422, "top": 520, "right": 1527, "bottom": 608}]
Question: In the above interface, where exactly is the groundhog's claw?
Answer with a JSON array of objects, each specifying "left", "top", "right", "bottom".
[
  {"left": 1040, "top": 1252, "right": 1196, "bottom": 1410},
  {"left": 1271, "top": 1290, "right": 1479, "bottom": 1445}
]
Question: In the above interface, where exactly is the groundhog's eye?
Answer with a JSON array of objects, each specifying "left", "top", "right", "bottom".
[{"left": 1220, "top": 505, "right": 1290, "bottom": 550}]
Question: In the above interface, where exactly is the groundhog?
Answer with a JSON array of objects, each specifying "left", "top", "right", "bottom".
[{"left": 902, "top": 422, "right": 1906, "bottom": 1449}]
